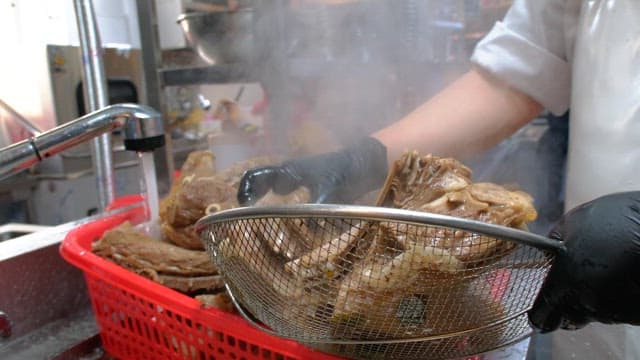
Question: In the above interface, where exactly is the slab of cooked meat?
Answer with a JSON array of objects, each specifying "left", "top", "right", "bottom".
[
  {"left": 160, "top": 151, "right": 277, "bottom": 249},
  {"left": 331, "top": 280, "right": 506, "bottom": 340},
  {"left": 222, "top": 151, "right": 530, "bottom": 340},
  {"left": 153, "top": 149, "right": 536, "bottom": 342},
  {"left": 160, "top": 150, "right": 217, "bottom": 227},
  {"left": 378, "top": 151, "right": 536, "bottom": 263},
  {"left": 93, "top": 222, "right": 222, "bottom": 294},
  {"left": 323, "top": 151, "right": 537, "bottom": 338},
  {"left": 196, "top": 292, "right": 237, "bottom": 313},
  {"left": 380, "top": 151, "right": 536, "bottom": 222},
  {"left": 159, "top": 223, "right": 200, "bottom": 250}
]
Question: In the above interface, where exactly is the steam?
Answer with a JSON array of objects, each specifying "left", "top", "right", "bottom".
[
  {"left": 172, "top": 1, "right": 565, "bottom": 232},
  {"left": 256, "top": 1, "right": 472, "bottom": 149},
  {"left": 176, "top": 1, "right": 480, "bottom": 155}
]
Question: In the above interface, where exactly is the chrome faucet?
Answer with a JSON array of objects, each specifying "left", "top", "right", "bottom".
[{"left": 0, "top": 103, "right": 164, "bottom": 180}]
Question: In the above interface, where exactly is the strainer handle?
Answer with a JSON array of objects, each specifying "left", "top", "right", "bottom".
[{"left": 223, "top": 283, "right": 284, "bottom": 338}]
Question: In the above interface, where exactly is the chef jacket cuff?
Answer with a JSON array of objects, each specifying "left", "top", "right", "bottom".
[{"left": 471, "top": 21, "right": 571, "bottom": 116}]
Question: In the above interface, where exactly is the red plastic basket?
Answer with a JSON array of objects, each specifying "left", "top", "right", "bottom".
[{"left": 60, "top": 199, "right": 342, "bottom": 360}]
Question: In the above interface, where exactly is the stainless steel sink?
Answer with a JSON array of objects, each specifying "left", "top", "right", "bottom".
[
  {"left": 0, "top": 208, "right": 136, "bottom": 359},
  {"left": 0, "top": 223, "right": 52, "bottom": 242}
]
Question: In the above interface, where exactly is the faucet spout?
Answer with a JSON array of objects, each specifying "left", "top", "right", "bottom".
[{"left": 0, "top": 103, "right": 164, "bottom": 180}]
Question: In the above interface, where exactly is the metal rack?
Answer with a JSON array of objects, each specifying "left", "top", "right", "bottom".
[{"left": 160, "top": 64, "right": 258, "bottom": 86}]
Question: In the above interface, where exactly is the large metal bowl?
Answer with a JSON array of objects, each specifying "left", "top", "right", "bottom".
[{"left": 177, "top": 10, "right": 254, "bottom": 65}]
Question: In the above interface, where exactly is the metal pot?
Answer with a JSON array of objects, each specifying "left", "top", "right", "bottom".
[{"left": 177, "top": 10, "right": 254, "bottom": 65}]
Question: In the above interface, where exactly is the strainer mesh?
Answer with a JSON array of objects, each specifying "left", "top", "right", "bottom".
[{"left": 200, "top": 211, "right": 553, "bottom": 360}]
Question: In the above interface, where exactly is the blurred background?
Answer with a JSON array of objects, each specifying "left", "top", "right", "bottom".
[
  {"left": 0, "top": 1, "right": 568, "bottom": 358},
  {"left": 0, "top": 0, "right": 565, "bottom": 230}
]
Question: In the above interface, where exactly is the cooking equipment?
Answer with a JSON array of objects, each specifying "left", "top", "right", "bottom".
[
  {"left": 177, "top": 10, "right": 255, "bottom": 65},
  {"left": 196, "top": 204, "right": 563, "bottom": 360}
]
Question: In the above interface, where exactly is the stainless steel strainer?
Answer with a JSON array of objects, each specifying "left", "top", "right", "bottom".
[{"left": 195, "top": 204, "right": 564, "bottom": 360}]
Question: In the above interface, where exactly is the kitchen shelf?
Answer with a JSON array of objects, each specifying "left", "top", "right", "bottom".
[
  {"left": 160, "top": 64, "right": 258, "bottom": 86},
  {"left": 160, "top": 57, "right": 470, "bottom": 87}
]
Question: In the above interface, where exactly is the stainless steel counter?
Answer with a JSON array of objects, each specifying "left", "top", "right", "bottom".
[
  {"left": 0, "top": 206, "right": 139, "bottom": 359},
  {"left": 0, "top": 308, "right": 101, "bottom": 360}
]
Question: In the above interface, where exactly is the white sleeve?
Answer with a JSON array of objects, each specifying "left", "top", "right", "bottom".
[{"left": 471, "top": 0, "right": 575, "bottom": 115}]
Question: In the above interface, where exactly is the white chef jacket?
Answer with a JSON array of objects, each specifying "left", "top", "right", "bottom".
[{"left": 471, "top": 0, "right": 640, "bottom": 359}]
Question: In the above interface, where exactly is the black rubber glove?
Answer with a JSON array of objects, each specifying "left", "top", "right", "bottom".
[
  {"left": 237, "top": 137, "right": 388, "bottom": 205},
  {"left": 528, "top": 191, "right": 640, "bottom": 333}
]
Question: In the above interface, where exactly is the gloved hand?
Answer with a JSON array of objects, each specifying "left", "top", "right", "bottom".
[
  {"left": 528, "top": 191, "right": 640, "bottom": 333},
  {"left": 237, "top": 137, "right": 388, "bottom": 205}
]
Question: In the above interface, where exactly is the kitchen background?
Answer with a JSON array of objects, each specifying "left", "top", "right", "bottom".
[
  {"left": 0, "top": 0, "right": 565, "bottom": 234},
  {"left": 0, "top": 1, "right": 567, "bottom": 359}
]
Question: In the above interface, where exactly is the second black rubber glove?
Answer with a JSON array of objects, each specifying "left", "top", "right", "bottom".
[
  {"left": 237, "top": 137, "right": 388, "bottom": 205},
  {"left": 528, "top": 191, "right": 640, "bottom": 333}
]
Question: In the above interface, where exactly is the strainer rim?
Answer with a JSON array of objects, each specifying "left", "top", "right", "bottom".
[{"left": 195, "top": 204, "right": 563, "bottom": 252}]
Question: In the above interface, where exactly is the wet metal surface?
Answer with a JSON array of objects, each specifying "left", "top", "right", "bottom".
[
  {"left": 0, "top": 207, "right": 141, "bottom": 358},
  {"left": 0, "top": 307, "right": 99, "bottom": 360},
  {"left": 0, "top": 236, "right": 90, "bottom": 339}
]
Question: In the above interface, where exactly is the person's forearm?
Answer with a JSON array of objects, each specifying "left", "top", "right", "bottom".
[{"left": 372, "top": 67, "right": 543, "bottom": 165}]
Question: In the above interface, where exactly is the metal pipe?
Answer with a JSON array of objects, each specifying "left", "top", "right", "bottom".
[
  {"left": 73, "top": 0, "right": 115, "bottom": 210},
  {"left": 0, "top": 104, "right": 162, "bottom": 181},
  {"left": 0, "top": 99, "right": 42, "bottom": 136},
  {"left": 136, "top": 0, "right": 175, "bottom": 196}
]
